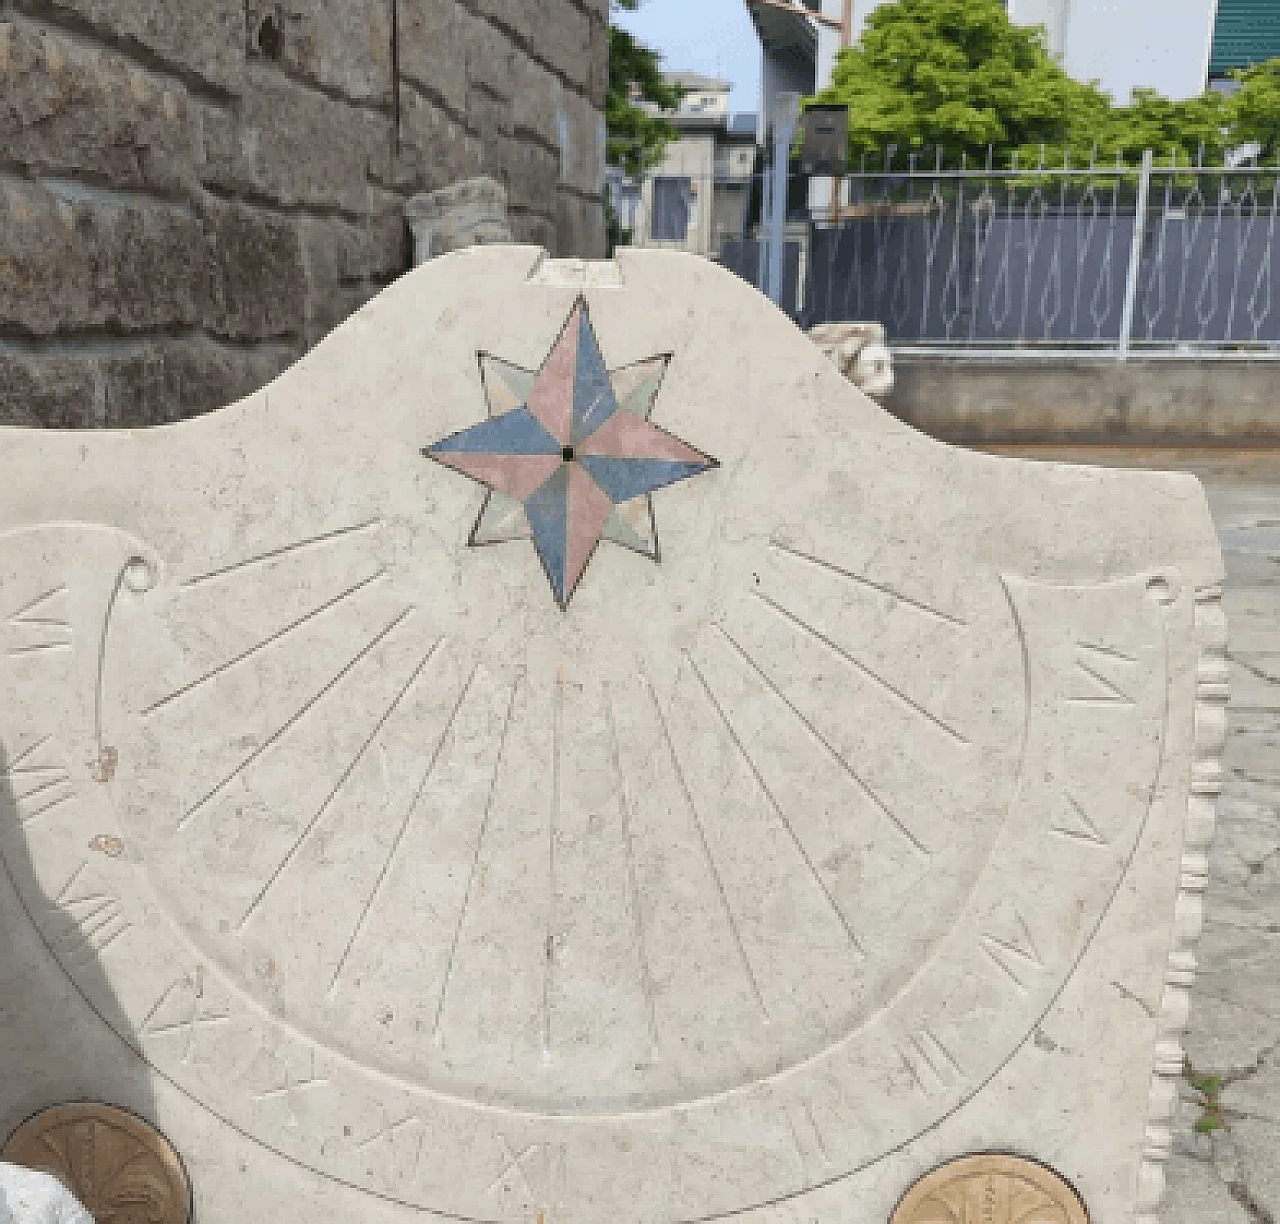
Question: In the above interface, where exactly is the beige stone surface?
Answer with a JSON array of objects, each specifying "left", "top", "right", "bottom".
[
  {"left": 0, "top": 248, "right": 1223, "bottom": 1223},
  {"left": 986, "top": 448, "right": 1280, "bottom": 1224}
]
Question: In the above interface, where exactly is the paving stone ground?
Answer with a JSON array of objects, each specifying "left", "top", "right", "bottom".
[{"left": 995, "top": 448, "right": 1280, "bottom": 1224}]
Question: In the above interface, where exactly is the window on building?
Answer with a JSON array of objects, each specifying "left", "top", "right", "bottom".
[
  {"left": 652, "top": 177, "right": 693, "bottom": 242},
  {"left": 1209, "top": 0, "right": 1280, "bottom": 83}
]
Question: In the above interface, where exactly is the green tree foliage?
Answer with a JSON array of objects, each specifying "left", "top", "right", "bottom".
[
  {"left": 811, "top": 0, "right": 1267, "bottom": 169},
  {"left": 606, "top": 0, "right": 685, "bottom": 177},
  {"left": 1231, "top": 60, "right": 1280, "bottom": 162}
]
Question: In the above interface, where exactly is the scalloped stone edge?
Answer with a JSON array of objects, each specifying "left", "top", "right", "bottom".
[{"left": 1135, "top": 582, "right": 1228, "bottom": 1221}]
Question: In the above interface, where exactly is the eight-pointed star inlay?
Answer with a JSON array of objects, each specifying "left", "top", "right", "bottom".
[{"left": 423, "top": 298, "right": 718, "bottom": 607}]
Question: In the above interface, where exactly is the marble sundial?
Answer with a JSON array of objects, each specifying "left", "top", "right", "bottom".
[{"left": 0, "top": 248, "right": 1225, "bottom": 1224}]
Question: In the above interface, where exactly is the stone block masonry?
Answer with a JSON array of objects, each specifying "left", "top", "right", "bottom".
[{"left": 0, "top": 0, "right": 607, "bottom": 427}]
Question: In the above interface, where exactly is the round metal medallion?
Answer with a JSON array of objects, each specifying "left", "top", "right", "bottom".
[
  {"left": 3, "top": 1102, "right": 192, "bottom": 1224},
  {"left": 891, "top": 1153, "right": 1089, "bottom": 1224}
]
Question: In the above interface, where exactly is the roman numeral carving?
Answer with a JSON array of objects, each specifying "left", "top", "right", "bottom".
[
  {"left": 1050, "top": 791, "right": 1108, "bottom": 846},
  {"left": 242, "top": 1045, "right": 329, "bottom": 1124},
  {"left": 486, "top": 1137, "right": 566, "bottom": 1211},
  {"left": 2, "top": 736, "right": 76, "bottom": 824},
  {"left": 979, "top": 907, "right": 1044, "bottom": 994},
  {"left": 782, "top": 1100, "right": 830, "bottom": 1181},
  {"left": 6, "top": 586, "right": 72, "bottom": 656},
  {"left": 355, "top": 1112, "right": 427, "bottom": 1188},
  {"left": 50, "top": 861, "right": 131, "bottom": 962},
  {"left": 139, "top": 966, "right": 232, "bottom": 1065},
  {"left": 1067, "top": 641, "right": 1137, "bottom": 706},
  {"left": 896, "top": 1026, "right": 964, "bottom": 1098}
]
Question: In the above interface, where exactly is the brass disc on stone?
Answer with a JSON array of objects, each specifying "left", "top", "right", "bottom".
[
  {"left": 2, "top": 1102, "right": 192, "bottom": 1224},
  {"left": 890, "top": 1153, "right": 1089, "bottom": 1224}
]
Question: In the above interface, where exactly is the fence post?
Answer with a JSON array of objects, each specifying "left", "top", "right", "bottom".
[
  {"left": 767, "top": 93, "right": 802, "bottom": 306},
  {"left": 1118, "top": 148, "right": 1154, "bottom": 360}
]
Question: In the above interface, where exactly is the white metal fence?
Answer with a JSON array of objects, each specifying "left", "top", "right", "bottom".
[
  {"left": 612, "top": 150, "right": 1280, "bottom": 354},
  {"left": 805, "top": 149, "right": 1280, "bottom": 355}
]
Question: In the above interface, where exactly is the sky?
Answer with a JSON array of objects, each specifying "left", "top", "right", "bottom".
[{"left": 612, "top": 0, "right": 762, "bottom": 114}]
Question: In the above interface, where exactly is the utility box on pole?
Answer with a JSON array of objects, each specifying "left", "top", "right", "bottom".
[{"left": 799, "top": 104, "right": 849, "bottom": 177}]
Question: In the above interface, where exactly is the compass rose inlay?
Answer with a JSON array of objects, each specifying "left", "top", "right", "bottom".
[{"left": 424, "top": 298, "right": 718, "bottom": 607}]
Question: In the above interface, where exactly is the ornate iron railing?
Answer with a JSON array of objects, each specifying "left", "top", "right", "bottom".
[{"left": 805, "top": 150, "right": 1280, "bottom": 354}]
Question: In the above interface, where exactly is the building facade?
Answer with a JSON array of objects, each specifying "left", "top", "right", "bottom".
[
  {"left": 1210, "top": 0, "right": 1280, "bottom": 85},
  {"left": 749, "top": 0, "right": 1280, "bottom": 131},
  {"left": 608, "top": 73, "right": 758, "bottom": 258},
  {"left": 1, "top": 0, "right": 608, "bottom": 428}
]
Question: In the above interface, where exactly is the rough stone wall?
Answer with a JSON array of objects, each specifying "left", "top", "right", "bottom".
[{"left": 0, "top": 0, "right": 608, "bottom": 426}]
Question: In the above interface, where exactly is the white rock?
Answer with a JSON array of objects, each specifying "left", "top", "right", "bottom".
[
  {"left": 0, "top": 1166, "right": 92, "bottom": 1224},
  {"left": 808, "top": 320, "right": 896, "bottom": 397}
]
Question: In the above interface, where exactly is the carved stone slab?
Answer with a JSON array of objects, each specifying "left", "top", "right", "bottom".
[{"left": 0, "top": 248, "right": 1225, "bottom": 1224}]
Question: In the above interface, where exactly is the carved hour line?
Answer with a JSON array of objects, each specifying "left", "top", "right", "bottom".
[
  {"left": 685, "top": 651, "right": 864, "bottom": 955},
  {"left": 179, "top": 519, "right": 381, "bottom": 588},
  {"left": 1051, "top": 792, "right": 1108, "bottom": 846},
  {"left": 641, "top": 668, "right": 770, "bottom": 1022},
  {"left": 20, "top": 792, "right": 76, "bottom": 826},
  {"left": 769, "top": 542, "right": 968, "bottom": 627},
  {"left": 9, "top": 586, "right": 70, "bottom": 626},
  {"left": 713, "top": 624, "right": 929, "bottom": 857},
  {"left": 143, "top": 570, "right": 387, "bottom": 716},
  {"left": 602, "top": 684, "right": 660, "bottom": 1055},
  {"left": 7, "top": 586, "right": 72, "bottom": 655},
  {"left": 2, "top": 765, "right": 64, "bottom": 782},
  {"left": 328, "top": 663, "right": 479, "bottom": 998},
  {"left": 7, "top": 641, "right": 71, "bottom": 657},
  {"left": 753, "top": 589, "right": 970, "bottom": 747},
  {"left": 177, "top": 607, "right": 411, "bottom": 831},
  {"left": 238, "top": 634, "right": 443, "bottom": 930},
  {"left": 545, "top": 673, "right": 563, "bottom": 1060},
  {"left": 13, "top": 775, "right": 70, "bottom": 806},
  {"left": 431, "top": 673, "right": 521, "bottom": 1041}
]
